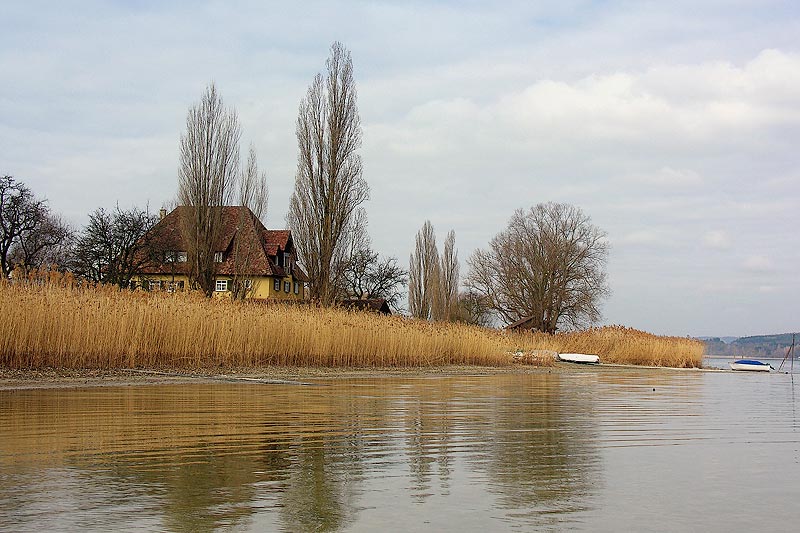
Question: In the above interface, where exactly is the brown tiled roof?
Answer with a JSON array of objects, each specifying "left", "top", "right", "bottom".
[
  {"left": 137, "top": 206, "right": 307, "bottom": 280},
  {"left": 263, "top": 229, "right": 290, "bottom": 256}
]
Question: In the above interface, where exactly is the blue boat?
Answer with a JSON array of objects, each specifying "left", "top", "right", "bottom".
[{"left": 729, "top": 359, "right": 773, "bottom": 372}]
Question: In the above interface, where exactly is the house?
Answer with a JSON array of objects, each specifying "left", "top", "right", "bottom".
[
  {"left": 338, "top": 298, "right": 392, "bottom": 315},
  {"left": 132, "top": 206, "right": 307, "bottom": 300}
]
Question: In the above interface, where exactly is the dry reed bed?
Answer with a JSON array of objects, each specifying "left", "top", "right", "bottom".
[
  {"left": 1, "top": 274, "right": 704, "bottom": 369},
  {"left": 509, "top": 327, "right": 704, "bottom": 368}
]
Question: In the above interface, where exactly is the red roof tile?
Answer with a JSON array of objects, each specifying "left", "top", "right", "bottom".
[{"left": 137, "top": 206, "right": 307, "bottom": 280}]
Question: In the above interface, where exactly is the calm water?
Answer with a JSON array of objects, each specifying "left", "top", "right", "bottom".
[{"left": 1, "top": 369, "right": 799, "bottom": 532}]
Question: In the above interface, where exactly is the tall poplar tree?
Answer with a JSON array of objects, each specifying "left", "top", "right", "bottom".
[
  {"left": 288, "top": 42, "right": 369, "bottom": 305},
  {"left": 177, "top": 83, "right": 241, "bottom": 296}
]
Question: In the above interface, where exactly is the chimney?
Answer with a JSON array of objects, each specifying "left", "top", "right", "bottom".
[{"left": 159, "top": 208, "right": 167, "bottom": 220}]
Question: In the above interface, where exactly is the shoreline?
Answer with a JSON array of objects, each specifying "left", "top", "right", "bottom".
[{"left": 0, "top": 363, "right": 723, "bottom": 391}]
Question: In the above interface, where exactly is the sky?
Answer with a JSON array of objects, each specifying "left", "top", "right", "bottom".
[{"left": 2, "top": 1, "right": 799, "bottom": 337}]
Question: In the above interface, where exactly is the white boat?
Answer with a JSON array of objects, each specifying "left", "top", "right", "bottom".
[
  {"left": 729, "top": 359, "right": 772, "bottom": 372},
  {"left": 558, "top": 353, "right": 600, "bottom": 364}
]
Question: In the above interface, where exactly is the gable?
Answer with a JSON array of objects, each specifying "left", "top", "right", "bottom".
[{"left": 137, "top": 206, "right": 302, "bottom": 278}]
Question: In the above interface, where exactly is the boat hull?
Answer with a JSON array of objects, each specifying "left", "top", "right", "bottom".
[
  {"left": 729, "top": 360, "right": 772, "bottom": 372},
  {"left": 558, "top": 353, "right": 600, "bottom": 364}
]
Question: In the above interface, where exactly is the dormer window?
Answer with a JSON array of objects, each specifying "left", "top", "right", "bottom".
[
  {"left": 214, "top": 252, "right": 223, "bottom": 263},
  {"left": 165, "top": 251, "right": 188, "bottom": 263}
]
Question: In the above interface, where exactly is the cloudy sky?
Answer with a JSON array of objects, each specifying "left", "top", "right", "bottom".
[{"left": 2, "top": 1, "right": 799, "bottom": 337}]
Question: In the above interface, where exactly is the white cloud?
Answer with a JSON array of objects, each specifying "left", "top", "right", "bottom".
[
  {"left": 617, "top": 230, "right": 667, "bottom": 247},
  {"left": 742, "top": 255, "right": 774, "bottom": 272},
  {"left": 703, "top": 230, "right": 732, "bottom": 250},
  {"left": 375, "top": 49, "right": 800, "bottom": 162},
  {"left": 616, "top": 166, "right": 704, "bottom": 189}
]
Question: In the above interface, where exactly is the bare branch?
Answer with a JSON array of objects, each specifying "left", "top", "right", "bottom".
[
  {"left": 177, "top": 83, "right": 241, "bottom": 296},
  {"left": 288, "top": 42, "right": 369, "bottom": 305},
  {"left": 408, "top": 220, "right": 441, "bottom": 320},
  {"left": 437, "top": 230, "right": 459, "bottom": 321},
  {"left": 1, "top": 176, "right": 70, "bottom": 277},
  {"left": 71, "top": 206, "right": 159, "bottom": 288},
  {"left": 466, "top": 202, "right": 609, "bottom": 333}
]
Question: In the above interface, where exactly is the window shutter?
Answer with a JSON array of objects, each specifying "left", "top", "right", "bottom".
[{"left": 227, "top": 279, "right": 233, "bottom": 292}]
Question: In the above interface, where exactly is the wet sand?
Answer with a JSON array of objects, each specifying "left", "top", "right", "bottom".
[{"left": 0, "top": 362, "right": 718, "bottom": 390}]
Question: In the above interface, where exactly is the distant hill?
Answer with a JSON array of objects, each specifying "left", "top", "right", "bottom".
[
  {"left": 697, "top": 336, "right": 738, "bottom": 344},
  {"left": 701, "top": 333, "right": 798, "bottom": 358}
]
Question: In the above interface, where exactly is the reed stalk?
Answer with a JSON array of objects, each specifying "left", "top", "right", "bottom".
[{"left": 0, "top": 271, "right": 704, "bottom": 369}]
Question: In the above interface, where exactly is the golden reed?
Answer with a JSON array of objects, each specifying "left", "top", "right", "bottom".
[{"left": 1, "top": 271, "right": 703, "bottom": 369}]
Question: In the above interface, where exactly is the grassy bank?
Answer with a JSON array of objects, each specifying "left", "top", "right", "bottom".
[{"left": 1, "top": 272, "right": 703, "bottom": 369}]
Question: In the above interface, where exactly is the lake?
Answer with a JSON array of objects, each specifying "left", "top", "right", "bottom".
[{"left": 2, "top": 367, "right": 799, "bottom": 531}]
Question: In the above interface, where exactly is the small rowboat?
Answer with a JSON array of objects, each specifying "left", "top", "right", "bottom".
[
  {"left": 729, "top": 359, "right": 772, "bottom": 372},
  {"left": 558, "top": 353, "right": 600, "bottom": 364}
]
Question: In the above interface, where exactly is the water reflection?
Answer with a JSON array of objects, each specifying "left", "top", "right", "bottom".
[
  {"left": 2, "top": 370, "right": 799, "bottom": 531},
  {"left": 0, "top": 376, "right": 603, "bottom": 531}
]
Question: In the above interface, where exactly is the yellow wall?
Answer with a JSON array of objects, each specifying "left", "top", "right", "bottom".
[
  {"left": 135, "top": 274, "right": 305, "bottom": 300},
  {"left": 135, "top": 274, "right": 190, "bottom": 292},
  {"left": 260, "top": 276, "right": 305, "bottom": 300}
]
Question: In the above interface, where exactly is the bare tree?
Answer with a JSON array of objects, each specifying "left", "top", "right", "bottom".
[
  {"left": 436, "top": 230, "right": 459, "bottom": 321},
  {"left": 231, "top": 145, "right": 269, "bottom": 300},
  {"left": 454, "top": 290, "right": 495, "bottom": 327},
  {"left": 408, "top": 220, "right": 440, "bottom": 320},
  {"left": 1, "top": 176, "right": 71, "bottom": 277},
  {"left": 10, "top": 211, "right": 73, "bottom": 273},
  {"left": 339, "top": 243, "right": 408, "bottom": 311},
  {"left": 70, "top": 206, "right": 159, "bottom": 288},
  {"left": 466, "top": 203, "right": 609, "bottom": 333},
  {"left": 178, "top": 83, "right": 241, "bottom": 297},
  {"left": 409, "top": 222, "right": 460, "bottom": 321},
  {"left": 288, "top": 42, "right": 369, "bottom": 305},
  {"left": 239, "top": 144, "right": 269, "bottom": 223}
]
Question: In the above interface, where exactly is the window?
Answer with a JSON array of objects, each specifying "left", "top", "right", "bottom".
[
  {"left": 276, "top": 252, "right": 284, "bottom": 267},
  {"left": 274, "top": 279, "right": 281, "bottom": 292},
  {"left": 293, "top": 281, "right": 299, "bottom": 295},
  {"left": 214, "top": 252, "right": 223, "bottom": 263},
  {"left": 177, "top": 281, "right": 185, "bottom": 290},
  {"left": 177, "top": 252, "right": 187, "bottom": 263},
  {"left": 243, "top": 279, "right": 252, "bottom": 289},
  {"left": 149, "top": 280, "right": 161, "bottom": 291},
  {"left": 284, "top": 281, "right": 290, "bottom": 293},
  {"left": 215, "top": 279, "right": 228, "bottom": 292}
]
